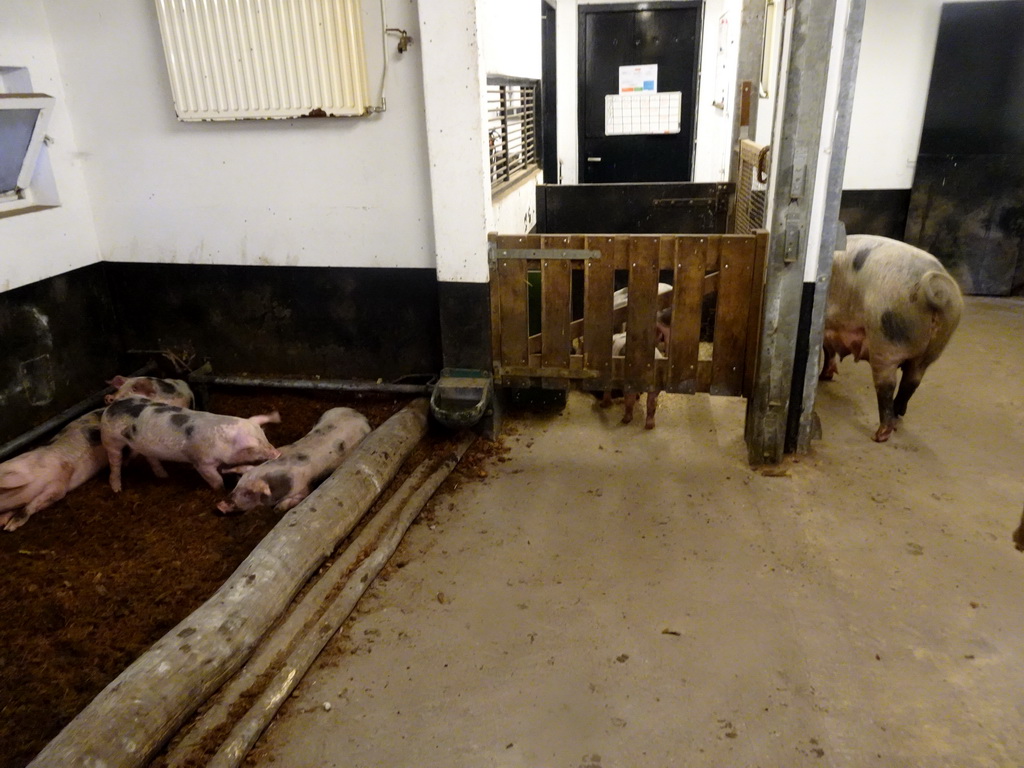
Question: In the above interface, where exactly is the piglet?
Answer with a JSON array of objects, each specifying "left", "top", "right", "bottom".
[
  {"left": 605, "top": 308, "right": 672, "bottom": 429},
  {"left": 0, "top": 375, "right": 197, "bottom": 531},
  {"left": 217, "top": 407, "right": 371, "bottom": 514},
  {"left": 105, "top": 375, "right": 195, "bottom": 408},
  {"left": 101, "top": 398, "right": 281, "bottom": 492},
  {"left": 0, "top": 410, "right": 107, "bottom": 532}
]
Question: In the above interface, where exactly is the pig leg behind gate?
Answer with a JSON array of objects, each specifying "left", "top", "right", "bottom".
[{"left": 622, "top": 390, "right": 659, "bottom": 429}]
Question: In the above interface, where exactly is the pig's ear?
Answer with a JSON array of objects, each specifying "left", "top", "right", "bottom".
[
  {"left": 131, "top": 379, "right": 157, "bottom": 398},
  {"left": 256, "top": 480, "right": 272, "bottom": 500},
  {"left": 107, "top": 375, "right": 128, "bottom": 388}
]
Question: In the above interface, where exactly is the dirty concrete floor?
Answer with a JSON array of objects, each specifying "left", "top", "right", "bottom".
[{"left": 251, "top": 297, "right": 1024, "bottom": 768}]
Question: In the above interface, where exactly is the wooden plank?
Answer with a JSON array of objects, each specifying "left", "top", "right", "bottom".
[
  {"left": 541, "top": 235, "right": 573, "bottom": 389},
  {"left": 742, "top": 230, "right": 769, "bottom": 398},
  {"left": 495, "top": 238, "right": 530, "bottom": 387},
  {"left": 697, "top": 359, "right": 713, "bottom": 392},
  {"left": 665, "top": 235, "right": 707, "bottom": 394},
  {"left": 584, "top": 235, "right": 617, "bottom": 388},
  {"left": 624, "top": 236, "right": 660, "bottom": 392},
  {"left": 710, "top": 236, "right": 756, "bottom": 396}
]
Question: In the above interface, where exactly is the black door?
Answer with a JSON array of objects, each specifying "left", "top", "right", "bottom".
[
  {"left": 578, "top": 2, "right": 702, "bottom": 183},
  {"left": 905, "top": 0, "right": 1024, "bottom": 295},
  {"left": 542, "top": 0, "right": 558, "bottom": 182}
]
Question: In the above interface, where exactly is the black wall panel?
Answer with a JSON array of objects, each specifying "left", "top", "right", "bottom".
[
  {"left": 104, "top": 263, "right": 443, "bottom": 382},
  {"left": 0, "top": 264, "right": 123, "bottom": 444},
  {"left": 1, "top": 264, "right": 444, "bottom": 445}
]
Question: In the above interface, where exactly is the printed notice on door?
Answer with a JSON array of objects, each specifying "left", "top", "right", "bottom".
[
  {"left": 605, "top": 91, "right": 682, "bottom": 135},
  {"left": 619, "top": 64, "right": 658, "bottom": 93}
]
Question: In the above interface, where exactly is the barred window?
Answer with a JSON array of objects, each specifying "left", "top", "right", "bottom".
[{"left": 487, "top": 77, "right": 539, "bottom": 194}]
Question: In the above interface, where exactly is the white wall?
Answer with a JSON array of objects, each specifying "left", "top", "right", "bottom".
[
  {"left": 842, "top": 0, "right": 944, "bottom": 190},
  {"left": 694, "top": 0, "right": 742, "bottom": 181},
  {"left": 41, "top": 0, "right": 435, "bottom": 270},
  {"left": 0, "top": 2, "right": 99, "bottom": 293},
  {"left": 480, "top": 0, "right": 544, "bottom": 234},
  {"left": 844, "top": 0, "right": 997, "bottom": 190}
]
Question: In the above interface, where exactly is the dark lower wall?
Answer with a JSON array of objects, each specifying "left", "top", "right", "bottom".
[
  {"left": 0, "top": 264, "right": 123, "bottom": 444},
  {"left": 104, "top": 263, "right": 443, "bottom": 381},
  {"left": 1, "top": 263, "right": 444, "bottom": 446},
  {"left": 838, "top": 189, "right": 911, "bottom": 241}
]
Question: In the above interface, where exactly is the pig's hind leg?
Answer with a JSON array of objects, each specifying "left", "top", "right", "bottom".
[
  {"left": 622, "top": 392, "right": 637, "bottom": 424},
  {"left": 869, "top": 358, "right": 901, "bottom": 442},
  {"left": 893, "top": 358, "right": 926, "bottom": 419},
  {"left": 103, "top": 440, "right": 127, "bottom": 493},
  {"left": 644, "top": 391, "right": 659, "bottom": 430}
]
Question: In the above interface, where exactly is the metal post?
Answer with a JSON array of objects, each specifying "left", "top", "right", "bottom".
[
  {"left": 744, "top": 0, "right": 841, "bottom": 465},
  {"left": 793, "top": 0, "right": 866, "bottom": 452}
]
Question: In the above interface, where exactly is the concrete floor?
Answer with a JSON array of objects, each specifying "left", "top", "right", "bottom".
[{"left": 252, "top": 296, "right": 1024, "bottom": 768}]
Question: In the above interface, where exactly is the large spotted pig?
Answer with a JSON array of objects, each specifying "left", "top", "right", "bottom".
[
  {"left": 0, "top": 377, "right": 194, "bottom": 531},
  {"left": 821, "top": 235, "right": 963, "bottom": 442},
  {"left": 101, "top": 398, "right": 281, "bottom": 492},
  {"left": 217, "top": 407, "right": 371, "bottom": 514}
]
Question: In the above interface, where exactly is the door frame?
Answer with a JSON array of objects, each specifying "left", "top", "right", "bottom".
[
  {"left": 577, "top": 0, "right": 704, "bottom": 183},
  {"left": 542, "top": 0, "right": 558, "bottom": 184}
]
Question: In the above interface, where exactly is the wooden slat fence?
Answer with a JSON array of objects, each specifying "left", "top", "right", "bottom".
[{"left": 489, "top": 232, "right": 768, "bottom": 398}]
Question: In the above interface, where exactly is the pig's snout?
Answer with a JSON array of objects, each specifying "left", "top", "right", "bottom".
[
  {"left": 269, "top": 448, "right": 282, "bottom": 460},
  {"left": 216, "top": 499, "right": 240, "bottom": 515}
]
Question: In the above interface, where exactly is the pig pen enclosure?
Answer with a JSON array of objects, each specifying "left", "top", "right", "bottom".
[
  {"left": 489, "top": 231, "right": 768, "bottom": 400},
  {"left": 0, "top": 384, "right": 502, "bottom": 768}
]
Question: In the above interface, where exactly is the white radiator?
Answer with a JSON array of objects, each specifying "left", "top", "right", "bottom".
[{"left": 154, "top": 0, "right": 371, "bottom": 121}]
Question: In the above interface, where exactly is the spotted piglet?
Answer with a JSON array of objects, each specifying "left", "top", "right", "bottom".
[
  {"left": 0, "top": 376, "right": 196, "bottom": 531},
  {"left": 217, "top": 407, "right": 371, "bottom": 514},
  {"left": 101, "top": 399, "right": 281, "bottom": 492},
  {"left": 105, "top": 375, "right": 195, "bottom": 408}
]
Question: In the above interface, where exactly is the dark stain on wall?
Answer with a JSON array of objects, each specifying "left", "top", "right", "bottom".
[
  {"left": 838, "top": 189, "right": 911, "bottom": 242},
  {"left": 0, "top": 264, "right": 123, "bottom": 444}
]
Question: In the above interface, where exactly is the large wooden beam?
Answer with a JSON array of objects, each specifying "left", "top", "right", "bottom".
[{"left": 29, "top": 399, "right": 430, "bottom": 768}]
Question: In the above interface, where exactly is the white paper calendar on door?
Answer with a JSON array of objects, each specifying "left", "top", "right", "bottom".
[{"left": 604, "top": 91, "right": 682, "bottom": 136}]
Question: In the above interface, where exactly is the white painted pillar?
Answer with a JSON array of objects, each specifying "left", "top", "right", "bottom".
[{"left": 417, "top": 0, "right": 493, "bottom": 284}]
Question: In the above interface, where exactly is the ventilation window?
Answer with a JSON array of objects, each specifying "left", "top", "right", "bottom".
[
  {"left": 0, "top": 67, "right": 56, "bottom": 218},
  {"left": 487, "top": 77, "right": 540, "bottom": 195}
]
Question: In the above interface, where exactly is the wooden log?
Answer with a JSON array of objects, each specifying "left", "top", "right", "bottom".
[
  {"left": 205, "top": 433, "right": 478, "bottom": 768},
  {"left": 163, "top": 431, "right": 475, "bottom": 767},
  {"left": 28, "top": 399, "right": 431, "bottom": 768}
]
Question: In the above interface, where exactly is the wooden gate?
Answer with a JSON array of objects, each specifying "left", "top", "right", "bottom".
[{"left": 489, "top": 232, "right": 768, "bottom": 398}]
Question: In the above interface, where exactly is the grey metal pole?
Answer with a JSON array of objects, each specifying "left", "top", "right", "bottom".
[
  {"left": 793, "top": 0, "right": 866, "bottom": 453},
  {"left": 744, "top": 0, "right": 840, "bottom": 465}
]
